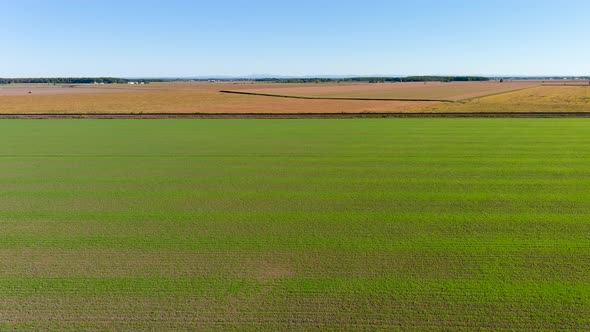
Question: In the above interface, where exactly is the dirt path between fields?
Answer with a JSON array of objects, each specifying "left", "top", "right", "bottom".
[{"left": 1, "top": 112, "right": 590, "bottom": 119}]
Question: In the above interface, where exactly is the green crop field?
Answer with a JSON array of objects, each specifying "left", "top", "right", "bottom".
[{"left": 1, "top": 119, "right": 589, "bottom": 330}]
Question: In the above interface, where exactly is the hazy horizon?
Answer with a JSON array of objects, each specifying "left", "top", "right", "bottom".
[
  {"left": 2, "top": 0, "right": 589, "bottom": 77},
  {"left": 3, "top": 74, "right": 590, "bottom": 79}
]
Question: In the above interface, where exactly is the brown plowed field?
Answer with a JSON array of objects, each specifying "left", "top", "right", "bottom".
[
  {"left": 0, "top": 83, "right": 439, "bottom": 114},
  {"left": 0, "top": 87, "right": 134, "bottom": 96}
]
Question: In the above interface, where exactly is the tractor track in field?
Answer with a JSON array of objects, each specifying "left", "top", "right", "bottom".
[{"left": 219, "top": 90, "right": 455, "bottom": 102}]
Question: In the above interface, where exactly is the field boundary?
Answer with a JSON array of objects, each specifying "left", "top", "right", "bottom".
[
  {"left": 456, "top": 85, "right": 541, "bottom": 102},
  {"left": 3, "top": 112, "right": 590, "bottom": 119},
  {"left": 541, "top": 84, "right": 590, "bottom": 87},
  {"left": 219, "top": 90, "right": 455, "bottom": 102}
]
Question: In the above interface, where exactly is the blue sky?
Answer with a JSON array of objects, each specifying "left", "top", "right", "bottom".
[{"left": 1, "top": 0, "right": 589, "bottom": 77}]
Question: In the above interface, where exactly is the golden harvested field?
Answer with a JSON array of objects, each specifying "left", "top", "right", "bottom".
[
  {"left": 424, "top": 86, "right": 590, "bottom": 113},
  {"left": 0, "top": 83, "right": 438, "bottom": 114},
  {"left": 226, "top": 81, "right": 540, "bottom": 101}
]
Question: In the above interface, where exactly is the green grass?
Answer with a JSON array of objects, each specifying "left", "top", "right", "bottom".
[{"left": 1, "top": 119, "right": 589, "bottom": 330}]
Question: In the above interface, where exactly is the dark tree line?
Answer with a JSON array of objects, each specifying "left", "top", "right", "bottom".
[
  {"left": 1, "top": 76, "right": 497, "bottom": 85},
  {"left": 403, "top": 76, "right": 490, "bottom": 82},
  {"left": 0, "top": 77, "right": 152, "bottom": 84},
  {"left": 254, "top": 76, "right": 490, "bottom": 83}
]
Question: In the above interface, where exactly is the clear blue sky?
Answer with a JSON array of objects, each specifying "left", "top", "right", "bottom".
[{"left": 2, "top": 0, "right": 589, "bottom": 77}]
